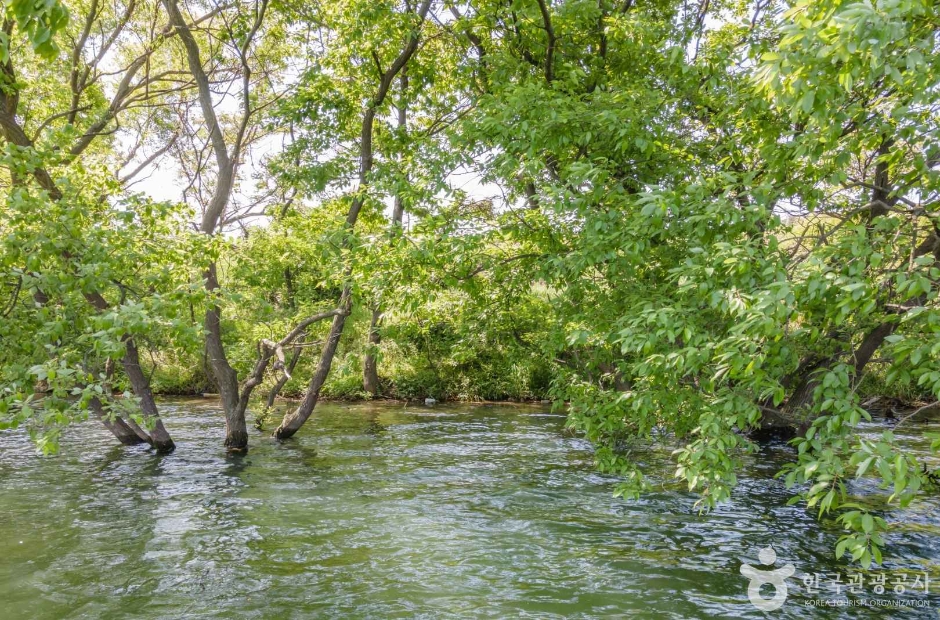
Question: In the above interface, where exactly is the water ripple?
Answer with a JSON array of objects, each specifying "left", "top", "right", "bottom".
[{"left": 0, "top": 399, "right": 937, "bottom": 618}]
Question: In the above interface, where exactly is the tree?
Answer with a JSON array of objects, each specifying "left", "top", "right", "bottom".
[
  {"left": 271, "top": 0, "right": 435, "bottom": 439},
  {"left": 0, "top": 0, "right": 207, "bottom": 453},
  {"left": 3, "top": 0, "right": 939, "bottom": 568},
  {"left": 160, "top": 0, "right": 347, "bottom": 451},
  {"left": 446, "top": 0, "right": 940, "bottom": 566}
]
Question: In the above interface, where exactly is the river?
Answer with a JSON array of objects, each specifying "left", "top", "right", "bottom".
[{"left": 0, "top": 399, "right": 938, "bottom": 618}]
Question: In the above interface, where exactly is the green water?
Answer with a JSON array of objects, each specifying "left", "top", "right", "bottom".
[{"left": 1, "top": 400, "right": 938, "bottom": 618}]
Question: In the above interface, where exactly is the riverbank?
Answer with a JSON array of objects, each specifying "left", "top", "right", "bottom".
[{"left": 164, "top": 388, "right": 940, "bottom": 423}]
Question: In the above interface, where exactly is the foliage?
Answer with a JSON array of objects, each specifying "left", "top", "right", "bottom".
[
  {"left": 0, "top": 154, "right": 204, "bottom": 451},
  {"left": 0, "top": 0, "right": 69, "bottom": 61},
  {"left": 445, "top": 0, "right": 940, "bottom": 566},
  {"left": 1, "top": 0, "right": 939, "bottom": 566}
]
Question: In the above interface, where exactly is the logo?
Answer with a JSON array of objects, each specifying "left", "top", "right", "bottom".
[{"left": 741, "top": 546, "right": 796, "bottom": 611}]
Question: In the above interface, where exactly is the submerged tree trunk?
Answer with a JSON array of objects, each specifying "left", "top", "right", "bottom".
[
  {"left": 229, "top": 308, "right": 341, "bottom": 438},
  {"left": 275, "top": 292, "right": 352, "bottom": 439},
  {"left": 84, "top": 291, "right": 176, "bottom": 453},
  {"left": 0, "top": 64, "right": 176, "bottom": 453},
  {"left": 90, "top": 397, "right": 148, "bottom": 445},
  {"left": 276, "top": 2, "right": 431, "bottom": 438},
  {"left": 123, "top": 417, "right": 158, "bottom": 444},
  {"left": 164, "top": 0, "right": 265, "bottom": 451},
  {"left": 87, "top": 354, "right": 171, "bottom": 450},
  {"left": 204, "top": 265, "right": 247, "bottom": 450},
  {"left": 753, "top": 140, "right": 906, "bottom": 441},
  {"left": 121, "top": 336, "right": 176, "bottom": 453},
  {"left": 754, "top": 322, "right": 897, "bottom": 440}
]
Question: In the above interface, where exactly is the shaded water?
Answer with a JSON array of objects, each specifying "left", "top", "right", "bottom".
[{"left": 0, "top": 399, "right": 938, "bottom": 618}]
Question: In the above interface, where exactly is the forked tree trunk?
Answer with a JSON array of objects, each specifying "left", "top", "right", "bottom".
[
  {"left": 90, "top": 397, "right": 148, "bottom": 445},
  {"left": 86, "top": 291, "right": 176, "bottom": 453},
  {"left": 0, "top": 75, "right": 176, "bottom": 453},
  {"left": 241, "top": 309, "right": 342, "bottom": 438},
  {"left": 121, "top": 336, "right": 176, "bottom": 453},
  {"left": 164, "top": 0, "right": 266, "bottom": 452},
  {"left": 123, "top": 417, "right": 158, "bottom": 444},
  {"left": 265, "top": 339, "right": 305, "bottom": 410},
  {"left": 275, "top": 292, "right": 352, "bottom": 439},
  {"left": 276, "top": 2, "right": 431, "bottom": 438}
]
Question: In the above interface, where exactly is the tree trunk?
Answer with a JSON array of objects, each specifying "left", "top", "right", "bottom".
[
  {"left": 165, "top": 0, "right": 255, "bottom": 451},
  {"left": 754, "top": 143, "right": 901, "bottom": 440},
  {"left": 284, "top": 267, "right": 296, "bottom": 309},
  {"left": 89, "top": 397, "right": 148, "bottom": 445},
  {"left": 123, "top": 417, "right": 158, "bottom": 444},
  {"left": 276, "top": 0, "right": 431, "bottom": 439},
  {"left": 753, "top": 322, "right": 896, "bottom": 440},
  {"left": 265, "top": 340, "right": 305, "bottom": 409},
  {"left": 274, "top": 290, "right": 352, "bottom": 439},
  {"left": 204, "top": 264, "right": 247, "bottom": 451},
  {"left": 121, "top": 336, "right": 176, "bottom": 454},
  {"left": 0, "top": 74, "right": 176, "bottom": 453},
  {"left": 780, "top": 357, "right": 830, "bottom": 418},
  {"left": 241, "top": 310, "right": 340, "bottom": 435},
  {"left": 362, "top": 68, "right": 408, "bottom": 394},
  {"left": 363, "top": 307, "right": 383, "bottom": 395},
  {"left": 851, "top": 322, "right": 895, "bottom": 377}
]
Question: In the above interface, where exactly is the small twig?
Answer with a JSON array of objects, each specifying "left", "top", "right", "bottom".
[
  {"left": 2, "top": 275, "right": 22, "bottom": 318},
  {"left": 896, "top": 401, "right": 940, "bottom": 427}
]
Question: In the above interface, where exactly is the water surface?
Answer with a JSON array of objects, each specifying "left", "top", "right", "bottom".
[{"left": 1, "top": 400, "right": 938, "bottom": 618}]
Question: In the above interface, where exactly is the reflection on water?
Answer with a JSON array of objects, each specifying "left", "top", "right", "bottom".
[{"left": 0, "top": 399, "right": 938, "bottom": 618}]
